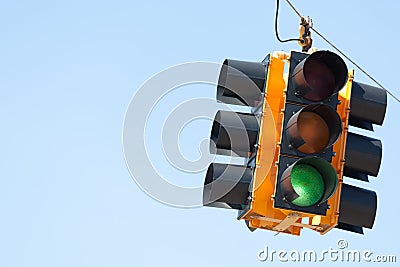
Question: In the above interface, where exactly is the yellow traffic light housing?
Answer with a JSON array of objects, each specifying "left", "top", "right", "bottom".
[
  {"left": 203, "top": 49, "right": 386, "bottom": 236},
  {"left": 234, "top": 51, "right": 351, "bottom": 235}
]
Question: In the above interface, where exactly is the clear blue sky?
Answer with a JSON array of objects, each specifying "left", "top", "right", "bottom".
[{"left": 1, "top": 0, "right": 399, "bottom": 266}]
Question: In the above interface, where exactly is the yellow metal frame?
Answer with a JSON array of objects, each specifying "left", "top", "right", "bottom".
[{"left": 239, "top": 52, "right": 353, "bottom": 236}]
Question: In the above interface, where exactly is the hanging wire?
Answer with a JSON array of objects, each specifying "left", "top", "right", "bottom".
[
  {"left": 284, "top": 0, "right": 302, "bottom": 18},
  {"left": 275, "top": 0, "right": 304, "bottom": 44},
  {"left": 282, "top": 0, "right": 400, "bottom": 104}
]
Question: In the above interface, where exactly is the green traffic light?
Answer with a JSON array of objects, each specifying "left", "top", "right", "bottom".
[
  {"left": 279, "top": 157, "right": 338, "bottom": 208},
  {"left": 290, "top": 163, "right": 325, "bottom": 207}
]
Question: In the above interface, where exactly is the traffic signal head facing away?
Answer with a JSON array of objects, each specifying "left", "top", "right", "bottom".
[
  {"left": 217, "top": 59, "right": 266, "bottom": 107},
  {"left": 203, "top": 58, "right": 267, "bottom": 210},
  {"left": 203, "top": 163, "right": 252, "bottom": 210},
  {"left": 336, "top": 79, "right": 387, "bottom": 234},
  {"left": 210, "top": 110, "right": 259, "bottom": 158},
  {"left": 202, "top": 49, "right": 386, "bottom": 236}
]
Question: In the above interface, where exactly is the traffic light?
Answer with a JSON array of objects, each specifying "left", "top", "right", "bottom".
[
  {"left": 273, "top": 51, "right": 347, "bottom": 217},
  {"left": 203, "top": 59, "right": 268, "bottom": 209},
  {"left": 336, "top": 80, "right": 387, "bottom": 234},
  {"left": 202, "top": 50, "right": 386, "bottom": 236}
]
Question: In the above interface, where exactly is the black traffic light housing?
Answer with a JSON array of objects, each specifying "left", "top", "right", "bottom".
[
  {"left": 274, "top": 50, "right": 348, "bottom": 215},
  {"left": 203, "top": 58, "right": 269, "bottom": 209},
  {"left": 336, "top": 79, "right": 387, "bottom": 234},
  {"left": 201, "top": 49, "right": 387, "bottom": 236}
]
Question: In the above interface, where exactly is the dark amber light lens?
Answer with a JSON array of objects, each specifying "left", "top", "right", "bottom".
[{"left": 297, "top": 111, "right": 330, "bottom": 154}]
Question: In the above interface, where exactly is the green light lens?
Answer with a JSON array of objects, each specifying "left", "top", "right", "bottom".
[{"left": 290, "top": 164, "right": 325, "bottom": 207}]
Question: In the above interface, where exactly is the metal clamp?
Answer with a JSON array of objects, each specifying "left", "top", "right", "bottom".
[{"left": 299, "top": 16, "right": 313, "bottom": 52}]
